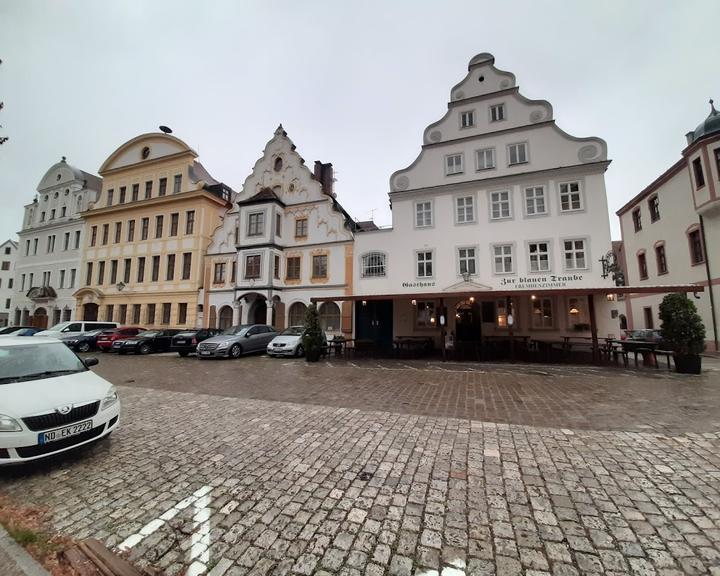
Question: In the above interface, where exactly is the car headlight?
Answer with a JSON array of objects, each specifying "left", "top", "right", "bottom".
[
  {"left": 101, "top": 386, "right": 119, "bottom": 410},
  {"left": 217, "top": 341, "right": 229, "bottom": 349},
  {"left": 0, "top": 414, "right": 22, "bottom": 432}
]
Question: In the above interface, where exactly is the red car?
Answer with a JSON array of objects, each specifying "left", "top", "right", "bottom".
[{"left": 96, "top": 326, "right": 146, "bottom": 352}]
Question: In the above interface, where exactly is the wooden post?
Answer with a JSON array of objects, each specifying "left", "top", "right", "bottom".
[
  {"left": 440, "top": 297, "right": 446, "bottom": 362},
  {"left": 507, "top": 296, "right": 515, "bottom": 361},
  {"left": 588, "top": 293, "right": 599, "bottom": 363}
]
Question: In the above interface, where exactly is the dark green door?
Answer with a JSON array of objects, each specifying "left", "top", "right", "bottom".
[{"left": 355, "top": 300, "right": 393, "bottom": 353}]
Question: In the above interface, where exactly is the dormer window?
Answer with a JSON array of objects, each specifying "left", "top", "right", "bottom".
[
  {"left": 692, "top": 158, "right": 705, "bottom": 188},
  {"left": 460, "top": 110, "right": 475, "bottom": 128},
  {"left": 490, "top": 104, "right": 506, "bottom": 122},
  {"left": 141, "top": 146, "right": 150, "bottom": 159}
]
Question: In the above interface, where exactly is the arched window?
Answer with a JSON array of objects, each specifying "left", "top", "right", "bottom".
[
  {"left": 361, "top": 252, "right": 386, "bottom": 277},
  {"left": 319, "top": 302, "right": 341, "bottom": 332},
  {"left": 218, "top": 306, "right": 234, "bottom": 330},
  {"left": 288, "top": 302, "right": 307, "bottom": 327},
  {"left": 274, "top": 157, "right": 283, "bottom": 172}
]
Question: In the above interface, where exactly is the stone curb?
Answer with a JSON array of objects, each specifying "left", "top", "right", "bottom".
[{"left": 0, "top": 524, "right": 51, "bottom": 576}]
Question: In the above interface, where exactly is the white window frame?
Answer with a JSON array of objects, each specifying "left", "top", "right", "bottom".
[
  {"left": 492, "top": 243, "right": 514, "bottom": 275},
  {"left": 563, "top": 237, "right": 589, "bottom": 271},
  {"left": 414, "top": 200, "right": 433, "bottom": 228},
  {"left": 531, "top": 297, "right": 555, "bottom": 329},
  {"left": 527, "top": 241, "right": 552, "bottom": 273},
  {"left": 455, "top": 195, "right": 475, "bottom": 224},
  {"left": 489, "top": 190, "right": 512, "bottom": 220},
  {"left": 489, "top": 103, "right": 506, "bottom": 123},
  {"left": 445, "top": 153, "right": 464, "bottom": 176},
  {"left": 416, "top": 250, "right": 434, "bottom": 279},
  {"left": 507, "top": 142, "right": 528, "bottom": 165},
  {"left": 475, "top": 148, "right": 496, "bottom": 171},
  {"left": 558, "top": 181, "right": 584, "bottom": 213},
  {"left": 361, "top": 252, "right": 387, "bottom": 278},
  {"left": 459, "top": 110, "right": 475, "bottom": 129},
  {"left": 247, "top": 211, "right": 265, "bottom": 237},
  {"left": 457, "top": 246, "right": 477, "bottom": 277},
  {"left": 524, "top": 186, "right": 547, "bottom": 216},
  {"left": 243, "top": 252, "right": 263, "bottom": 280}
]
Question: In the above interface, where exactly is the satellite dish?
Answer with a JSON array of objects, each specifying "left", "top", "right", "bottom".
[{"left": 159, "top": 126, "right": 172, "bottom": 134}]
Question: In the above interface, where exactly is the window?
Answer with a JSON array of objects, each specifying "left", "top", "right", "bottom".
[
  {"left": 688, "top": 228, "right": 705, "bottom": 265},
  {"left": 114, "top": 222, "right": 122, "bottom": 243},
  {"left": 185, "top": 211, "right": 195, "bottom": 235},
  {"left": 415, "top": 201, "right": 432, "bottom": 228},
  {"left": 40, "top": 211, "right": 45, "bottom": 222},
  {"left": 70, "top": 269, "right": 76, "bottom": 288},
  {"left": 97, "top": 261, "right": 105, "bottom": 285},
  {"left": 119, "top": 187, "right": 126, "bottom": 204},
  {"left": 508, "top": 143, "right": 528, "bottom": 165},
  {"left": 361, "top": 252, "right": 386, "bottom": 278},
  {"left": 61, "top": 207, "right": 66, "bottom": 217},
  {"left": 214, "top": 262, "right": 226, "bottom": 283},
  {"left": 693, "top": 158, "right": 705, "bottom": 188},
  {"left": 416, "top": 251, "right": 433, "bottom": 278},
  {"left": 295, "top": 218, "right": 308, "bottom": 238},
  {"left": 490, "top": 104, "right": 505, "bottom": 122},
  {"left": 145, "top": 181, "right": 152, "bottom": 199},
  {"left": 25, "top": 240, "right": 30, "bottom": 255},
  {"left": 21, "top": 274, "right": 25, "bottom": 291},
  {"left": 248, "top": 212, "right": 265, "bottom": 236},
  {"left": 567, "top": 297, "right": 587, "bottom": 326},
  {"left": 445, "top": 153, "right": 464, "bottom": 175},
  {"left": 231, "top": 261, "right": 237, "bottom": 283},
  {"left": 312, "top": 255, "right": 328, "bottom": 278},
  {"left": 490, "top": 191, "right": 511, "bottom": 219},
  {"left": 182, "top": 253, "right": 192, "bottom": 280},
  {"left": 493, "top": 244, "right": 513, "bottom": 274},
  {"left": 110, "top": 260, "right": 118, "bottom": 284},
  {"left": 159, "top": 178, "right": 167, "bottom": 196},
  {"left": 59, "top": 269, "right": 65, "bottom": 288},
  {"left": 74, "top": 230, "right": 80, "bottom": 249},
  {"left": 415, "top": 301, "right": 436, "bottom": 328},
  {"left": 460, "top": 110, "right": 474, "bottom": 128},
  {"left": 151, "top": 256, "right": 160, "bottom": 282},
  {"left": 564, "top": 239, "right": 587, "bottom": 270},
  {"left": 170, "top": 213, "right": 179, "bottom": 236},
  {"left": 63, "top": 232, "right": 70, "bottom": 250},
  {"left": 132, "top": 184, "right": 139, "bottom": 202},
  {"left": 137, "top": 257, "right": 146, "bottom": 282},
  {"left": 531, "top": 297, "right": 554, "bottom": 329},
  {"left": 162, "top": 303, "right": 171, "bottom": 324},
  {"left": 649, "top": 195, "right": 660, "bottom": 222},
  {"left": 105, "top": 305, "right": 114, "bottom": 322},
  {"left": 50, "top": 209, "right": 56, "bottom": 220},
  {"left": 147, "top": 303, "right": 156, "bottom": 325},
  {"left": 525, "top": 186, "right": 546, "bottom": 215},
  {"left": 456, "top": 196, "right": 475, "bottom": 223},
  {"left": 476, "top": 148, "right": 495, "bottom": 170},
  {"left": 632, "top": 208, "right": 642, "bottom": 232},
  {"left": 286, "top": 257, "right": 301, "bottom": 280},
  {"left": 29, "top": 273, "right": 34, "bottom": 287},
  {"left": 0, "top": 261, "right": 7, "bottom": 271},
  {"left": 33, "top": 238, "right": 38, "bottom": 255},
  {"left": 528, "top": 242, "right": 550, "bottom": 272},
  {"left": 155, "top": 215, "right": 164, "bottom": 238},
  {"left": 173, "top": 174, "right": 182, "bottom": 194},
  {"left": 458, "top": 247, "right": 476, "bottom": 276},
  {"left": 127, "top": 220, "right": 135, "bottom": 242},
  {"left": 141, "top": 218, "right": 149, "bottom": 240},
  {"left": 164, "top": 255, "right": 174, "bottom": 281},
  {"left": 643, "top": 307, "right": 654, "bottom": 329},
  {"left": 273, "top": 254, "right": 280, "bottom": 280},
  {"left": 275, "top": 213, "right": 282, "bottom": 237},
  {"left": 133, "top": 304, "right": 141, "bottom": 324},
  {"left": 107, "top": 189, "right": 114, "bottom": 206},
  {"left": 654, "top": 243, "right": 668, "bottom": 275},
  {"left": 123, "top": 259, "right": 131, "bottom": 283},
  {"left": 102, "top": 224, "right": 109, "bottom": 245},
  {"left": 245, "top": 255, "right": 261, "bottom": 279},
  {"left": 319, "top": 302, "right": 341, "bottom": 332},
  {"left": 638, "top": 252, "right": 648, "bottom": 280},
  {"left": 559, "top": 182, "right": 582, "bottom": 212},
  {"left": 288, "top": 302, "right": 307, "bottom": 326},
  {"left": 178, "top": 303, "right": 187, "bottom": 324},
  {"left": 46, "top": 235, "right": 55, "bottom": 253},
  {"left": 118, "top": 304, "right": 127, "bottom": 324},
  {"left": 7, "top": 279, "right": 11, "bottom": 289}
]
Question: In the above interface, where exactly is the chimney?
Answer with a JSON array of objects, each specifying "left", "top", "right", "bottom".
[
  {"left": 313, "top": 161, "right": 334, "bottom": 197},
  {"left": 313, "top": 161, "right": 323, "bottom": 181}
]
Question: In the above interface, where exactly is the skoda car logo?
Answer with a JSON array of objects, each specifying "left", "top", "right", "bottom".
[{"left": 56, "top": 405, "right": 72, "bottom": 415}]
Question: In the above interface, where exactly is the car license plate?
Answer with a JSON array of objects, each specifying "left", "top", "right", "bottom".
[
  {"left": 38, "top": 420, "right": 93, "bottom": 445},
  {"left": 200, "top": 350, "right": 211, "bottom": 355},
  {"left": 175, "top": 340, "right": 186, "bottom": 345}
]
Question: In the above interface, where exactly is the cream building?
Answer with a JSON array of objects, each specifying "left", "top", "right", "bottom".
[
  {"left": 0, "top": 239, "right": 18, "bottom": 327},
  {"left": 617, "top": 101, "right": 720, "bottom": 350},
  {"left": 203, "top": 126, "right": 359, "bottom": 334},
  {"left": 74, "top": 132, "right": 233, "bottom": 328},
  {"left": 11, "top": 158, "right": 101, "bottom": 328}
]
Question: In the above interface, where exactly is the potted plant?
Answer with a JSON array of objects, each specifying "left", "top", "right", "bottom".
[
  {"left": 302, "top": 303, "right": 324, "bottom": 363},
  {"left": 658, "top": 293, "right": 706, "bottom": 374}
]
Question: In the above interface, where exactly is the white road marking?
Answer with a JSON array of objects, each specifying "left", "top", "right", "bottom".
[{"left": 186, "top": 491, "right": 212, "bottom": 576}]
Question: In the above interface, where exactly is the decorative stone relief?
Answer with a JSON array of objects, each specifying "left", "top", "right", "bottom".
[
  {"left": 500, "top": 78, "right": 511, "bottom": 88},
  {"left": 429, "top": 130, "right": 442, "bottom": 143},
  {"left": 453, "top": 90, "right": 465, "bottom": 100},
  {"left": 394, "top": 175, "right": 410, "bottom": 191},
  {"left": 578, "top": 144, "right": 601, "bottom": 163},
  {"left": 529, "top": 110, "right": 545, "bottom": 123}
]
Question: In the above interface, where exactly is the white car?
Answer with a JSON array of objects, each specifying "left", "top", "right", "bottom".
[
  {"left": 266, "top": 326, "right": 327, "bottom": 357},
  {"left": 0, "top": 337, "right": 120, "bottom": 464},
  {"left": 33, "top": 320, "right": 119, "bottom": 338}
]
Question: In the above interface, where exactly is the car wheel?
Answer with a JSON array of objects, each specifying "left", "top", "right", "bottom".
[
  {"left": 229, "top": 344, "right": 242, "bottom": 358},
  {"left": 139, "top": 344, "right": 151, "bottom": 355},
  {"left": 118, "top": 350, "right": 126, "bottom": 355},
  {"left": 178, "top": 351, "right": 189, "bottom": 357},
  {"left": 295, "top": 345, "right": 304, "bottom": 357},
  {"left": 78, "top": 342, "right": 90, "bottom": 353}
]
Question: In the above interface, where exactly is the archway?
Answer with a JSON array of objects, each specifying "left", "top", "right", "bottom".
[
  {"left": 32, "top": 307, "right": 48, "bottom": 329},
  {"left": 455, "top": 299, "right": 482, "bottom": 342},
  {"left": 288, "top": 302, "right": 307, "bottom": 327},
  {"left": 83, "top": 303, "right": 99, "bottom": 322},
  {"left": 248, "top": 298, "right": 267, "bottom": 325},
  {"left": 218, "top": 306, "right": 234, "bottom": 330},
  {"left": 319, "top": 302, "right": 341, "bottom": 333},
  {"left": 619, "top": 314, "right": 628, "bottom": 330}
]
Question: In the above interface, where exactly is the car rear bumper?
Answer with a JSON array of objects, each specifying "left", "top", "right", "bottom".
[
  {"left": 171, "top": 345, "right": 197, "bottom": 354},
  {"left": 97, "top": 341, "right": 114, "bottom": 350},
  {"left": 267, "top": 347, "right": 296, "bottom": 356}
]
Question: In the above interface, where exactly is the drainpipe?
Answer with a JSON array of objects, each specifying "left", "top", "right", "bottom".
[{"left": 699, "top": 215, "right": 719, "bottom": 351}]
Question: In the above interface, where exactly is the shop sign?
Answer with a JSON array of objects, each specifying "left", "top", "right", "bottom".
[{"left": 500, "top": 274, "right": 585, "bottom": 290}]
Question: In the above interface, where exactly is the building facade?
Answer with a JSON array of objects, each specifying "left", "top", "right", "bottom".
[
  {"left": 11, "top": 158, "right": 102, "bottom": 328},
  {"left": 0, "top": 239, "right": 18, "bottom": 326},
  {"left": 74, "top": 132, "right": 233, "bottom": 329},
  {"left": 617, "top": 101, "right": 720, "bottom": 350},
  {"left": 203, "top": 126, "right": 356, "bottom": 335},
  {"left": 342, "top": 53, "right": 622, "bottom": 352}
]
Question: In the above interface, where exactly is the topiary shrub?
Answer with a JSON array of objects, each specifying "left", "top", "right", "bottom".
[
  {"left": 302, "top": 303, "right": 324, "bottom": 362},
  {"left": 659, "top": 293, "right": 706, "bottom": 355}
]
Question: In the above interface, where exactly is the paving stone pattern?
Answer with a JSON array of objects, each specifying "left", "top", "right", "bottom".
[{"left": 2, "top": 377, "right": 720, "bottom": 575}]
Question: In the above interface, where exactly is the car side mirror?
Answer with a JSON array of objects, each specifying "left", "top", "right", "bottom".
[
  {"left": 84, "top": 357, "right": 99, "bottom": 367},
  {"left": 245, "top": 333, "right": 252, "bottom": 338}
]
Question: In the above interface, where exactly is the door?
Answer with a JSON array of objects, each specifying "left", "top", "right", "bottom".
[
  {"left": 83, "top": 303, "right": 99, "bottom": 322},
  {"left": 355, "top": 300, "right": 393, "bottom": 353}
]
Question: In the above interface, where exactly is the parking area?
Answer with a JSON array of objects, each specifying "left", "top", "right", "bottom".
[{"left": 2, "top": 354, "right": 720, "bottom": 575}]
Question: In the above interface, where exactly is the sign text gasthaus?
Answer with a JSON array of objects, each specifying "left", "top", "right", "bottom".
[
  {"left": 500, "top": 274, "right": 584, "bottom": 289},
  {"left": 402, "top": 281, "right": 436, "bottom": 288}
]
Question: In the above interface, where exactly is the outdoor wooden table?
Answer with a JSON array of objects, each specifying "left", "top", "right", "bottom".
[
  {"left": 611, "top": 339, "right": 659, "bottom": 367},
  {"left": 393, "top": 336, "right": 433, "bottom": 357},
  {"left": 328, "top": 338, "right": 353, "bottom": 357}
]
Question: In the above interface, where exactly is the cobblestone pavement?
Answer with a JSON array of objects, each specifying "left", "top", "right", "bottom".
[{"left": 1, "top": 356, "right": 719, "bottom": 576}]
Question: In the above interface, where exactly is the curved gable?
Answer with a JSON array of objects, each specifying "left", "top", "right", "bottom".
[
  {"left": 99, "top": 133, "right": 197, "bottom": 174},
  {"left": 36, "top": 160, "right": 92, "bottom": 191}
]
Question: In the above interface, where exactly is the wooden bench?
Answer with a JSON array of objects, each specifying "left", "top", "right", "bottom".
[{"left": 654, "top": 350, "right": 674, "bottom": 370}]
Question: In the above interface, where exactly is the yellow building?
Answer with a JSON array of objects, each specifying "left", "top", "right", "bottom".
[{"left": 74, "top": 132, "right": 233, "bottom": 328}]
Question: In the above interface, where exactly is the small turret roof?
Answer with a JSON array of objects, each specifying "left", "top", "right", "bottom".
[{"left": 689, "top": 99, "right": 720, "bottom": 145}]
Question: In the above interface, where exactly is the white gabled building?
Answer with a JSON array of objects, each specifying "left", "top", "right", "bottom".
[
  {"left": 11, "top": 158, "right": 102, "bottom": 328},
  {"left": 338, "top": 53, "right": 630, "bottom": 356},
  {"left": 0, "top": 239, "right": 18, "bottom": 327},
  {"left": 203, "top": 126, "right": 358, "bottom": 335}
]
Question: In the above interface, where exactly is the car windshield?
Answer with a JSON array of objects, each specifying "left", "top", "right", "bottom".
[
  {"left": 137, "top": 331, "right": 160, "bottom": 338},
  {"left": 0, "top": 342, "right": 87, "bottom": 384},
  {"left": 281, "top": 327, "right": 305, "bottom": 336},
  {"left": 45, "top": 322, "right": 71, "bottom": 332},
  {"left": 222, "top": 325, "right": 250, "bottom": 336},
  {"left": 175, "top": 332, "right": 196, "bottom": 337}
]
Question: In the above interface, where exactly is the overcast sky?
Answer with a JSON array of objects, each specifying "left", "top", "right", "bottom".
[{"left": 1, "top": 0, "right": 718, "bottom": 243}]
